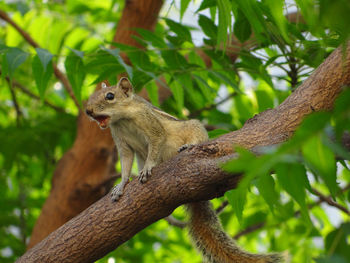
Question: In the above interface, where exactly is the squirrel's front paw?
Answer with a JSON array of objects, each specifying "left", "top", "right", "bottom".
[
  {"left": 139, "top": 165, "right": 154, "bottom": 183},
  {"left": 111, "top": 185, "right": 123, "bottom": 202}
]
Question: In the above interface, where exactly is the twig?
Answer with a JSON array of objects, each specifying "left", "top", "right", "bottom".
[
  {"left": 216, "top": 200, "right": 229, "bottom": 215},
  {"left": 8, "top": 81, "right": 22, "bottom": 125},
  {"left": 234, "top": 222, "right": 265, "bottom": 240},
  {"left": 0, "top": 9, "right": 81, "bottom": 112},
  {"left": 311, "top": 187, "right": 350, "bottom": 215},
  {"left": 1, "top": 70, "right": 66, "bottom": 113}
]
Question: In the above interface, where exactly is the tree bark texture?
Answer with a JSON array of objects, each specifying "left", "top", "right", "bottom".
[
  {"left": 27, "top": 0, "right": 164, "bottom": 249},
  {"left": 18, "top": 43, "right": 350, "bottom": 263}
]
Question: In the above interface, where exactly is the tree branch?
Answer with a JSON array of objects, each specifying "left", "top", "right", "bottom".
[
  {"left": 311, "top": 187, "right": 350, "bottom": 215},
  {"left": 0, "top": 9, "right": 81, "bottom": 112},
  {"left": 16, "top": 42, "right": 350, "bottom": 263},
  {"left": 7, "top": 80, "right": 22, "bottom": 125}
]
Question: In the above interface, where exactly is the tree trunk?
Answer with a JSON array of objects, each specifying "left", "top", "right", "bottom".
[
  {"left": 19, "top": 43, "right": 350, "bottom": 263},
  {"left": 27, "top": 0, "right": 164, "bottom": 249}
]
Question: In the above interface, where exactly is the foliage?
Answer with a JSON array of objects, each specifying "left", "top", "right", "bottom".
[{"left": 0, "top": 0, "right": 349, "bottom": 262}]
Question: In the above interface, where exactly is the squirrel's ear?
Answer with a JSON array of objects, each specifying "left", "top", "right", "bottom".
[{"left": 117, "top": 77, "right": 133, "bottom": 97}]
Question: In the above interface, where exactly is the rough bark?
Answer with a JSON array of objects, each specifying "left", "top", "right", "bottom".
[
  {"left": 18, "top": 43, "right": 350, "bottom": 263},
  {"left": 27, "top": 0, "right": 164, "bottom": 249}
]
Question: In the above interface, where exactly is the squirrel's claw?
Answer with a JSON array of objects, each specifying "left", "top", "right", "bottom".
[
  {"left": 111, "top": 185, "right": 123, "bottom": 202},
  {"left": 178, "top": 144, "right": 194, "bottom": 153},
  {"left": 139, "top": 165, "right": 153, "bottom": 183}
]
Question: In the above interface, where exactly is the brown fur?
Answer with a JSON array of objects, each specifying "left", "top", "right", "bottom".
[{"left": 85, "top": 77, "right": 282, "bottom": 263}]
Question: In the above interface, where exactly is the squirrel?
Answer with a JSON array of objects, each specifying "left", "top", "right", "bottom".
[{"left": 85, "top": 77, "right": 283, "bottom": 263}]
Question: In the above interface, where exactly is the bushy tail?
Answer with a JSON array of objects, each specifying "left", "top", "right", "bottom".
[{"left": 187, "top": 201, "right": 283, "bottom": 263}]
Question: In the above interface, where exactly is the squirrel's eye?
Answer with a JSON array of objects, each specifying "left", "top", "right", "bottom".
[{"left": 105, "top": 92, "right": 114, "bottom": 100}]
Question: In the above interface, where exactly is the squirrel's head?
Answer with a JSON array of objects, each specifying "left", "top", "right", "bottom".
[{"left": 85, "top": 77, "right": 134, "bottom": 129}]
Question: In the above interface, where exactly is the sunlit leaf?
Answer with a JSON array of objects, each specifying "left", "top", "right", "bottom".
[
  {"left": 180, "top": 0, "right": 191, "bottom": 20},
  {"left": 170, "top": 78, "right": 184, "bottom": 115}
]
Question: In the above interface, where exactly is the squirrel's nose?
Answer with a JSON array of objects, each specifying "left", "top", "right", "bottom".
[{"left": 85, "top": 108, "right": 93, "bottom": 116}]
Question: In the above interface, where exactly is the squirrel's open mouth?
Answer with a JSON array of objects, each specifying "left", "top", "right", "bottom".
[{"left": 93, "top": 115, "right": 110, "bottom": 129}]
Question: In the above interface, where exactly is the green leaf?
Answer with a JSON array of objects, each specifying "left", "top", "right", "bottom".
[
  {"left": 32, "top": 48, "right": 54, "bottom": 99},
  {"left": 217, "top": 0, "right": 232, "bottom": 49},
  {"left": 35, "top": 48, "right": 53, "bottom": 70},
  {"left": 256, "top": 173, "right": 279, "bottom": 212},
  {"left": 293, "top": 112, "right": 331, "bottom": 142},
  {"left": 1, "top": 53, "right": 8, "bottom": 79},
  {"left": 165, "top": 18, "right": 192, "bottom": 43},
  {"left": 276, "top": 163, "right": 311, "bottom": 224},
  {"left": 198, "top": 15, "right": 218, "bottom": 40},
  {"left": 196, "top": 0, "right": 216, "bottom": 12},
  {"left": 302, "top": 135, "right": 338, "bottom": 197},
  {"left": 161, "top": 50, "right": 188, "bottom": 69},
  {"left": 233, "top": 9, "right": 252, "bottom": 42},
  {"left": 193, "top": 74, "right": 214, "bottom": 102},
  {"left": 225, "top": 187, "right": 247, "bottom": 223},
  {"left": 234, "top": 0, "right": 265, "bottom": 36},
  {"left": 265, "top": 0, "right": 290, "bottom": 43},
  {"left": 135, "top": 28, "right": 167, "bottom": 48},
  {"left": 64, "top": 51, "right": 85, "bottom": 104},
  {"left": 127, "top": 49, "right": 153, "bottom": 71},
  {"left": 102, "top": 47, "right": 133, "bottom": 79},
  {"left": 169, "top": 78, "right": 184, "bottom": 115},
  {"left": 32, "top": 55, "right": 53, "bottom": 99},
  {"left": 0, "top": 44, "right": 10, "bottom": 54},
  {"left": 180, "top": 0, "right": 191, "bottom": 20},
  {"left": 5, "top": 48, "right": 29, "bottom": 78},
  {"left": 324, "top": 223, "right": 350, "bottom": 261},
  {"left": 145, "top": 81, "right": 159, "bottom": 107},
  {"left": 255, "top": 89, "right": 274, "bottom": 112},
  {"left": 209, "top": 71, "right": 241, "bottom": 93}
]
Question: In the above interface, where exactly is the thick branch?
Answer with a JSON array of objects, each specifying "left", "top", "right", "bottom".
[{"left": 17, "top": 43, "right": 350, "bottom": 263}]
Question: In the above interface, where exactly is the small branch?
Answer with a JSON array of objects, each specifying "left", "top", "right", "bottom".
[
  {"left": 234, "top": 222, "right": 265, "bottom": 240},
  {"left": 311, "top": 187, "right": 350, "bottom": 215},
  {"left": 8, "top": 81, "right": 22, "bottom": 125},
  {"left": 1, "top": 72, "right": 66, "bottom": 113},
  {"left": 0, "top": 9, "right": 81, "bottom": 112},
  {"left": 216, "top": 200, "right": 229, "bottom": 215}
]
